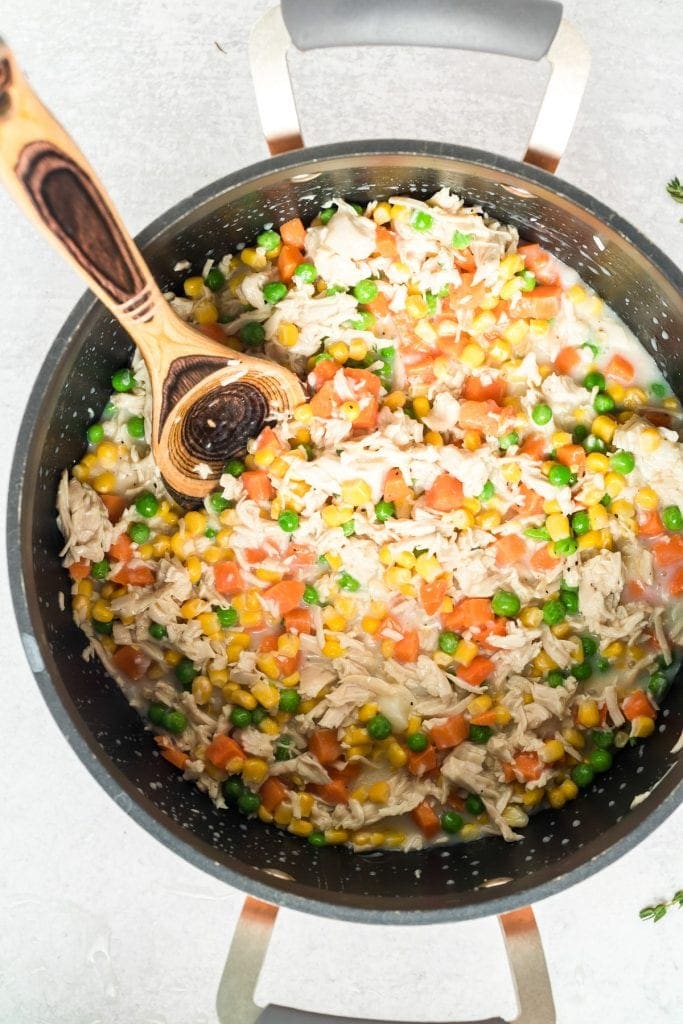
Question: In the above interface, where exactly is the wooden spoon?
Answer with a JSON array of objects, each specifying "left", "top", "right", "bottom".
[{"left": 0, "top": 42, "right": 305, "bottom": 504}]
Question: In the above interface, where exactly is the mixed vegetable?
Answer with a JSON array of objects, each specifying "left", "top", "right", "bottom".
[{"left": 59, "top": 190, "right": 681, "bottom": 851}]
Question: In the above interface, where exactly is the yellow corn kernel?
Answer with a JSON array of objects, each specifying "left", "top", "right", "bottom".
[
  {"left": 560, "top": 779, "right": 578, "bottom": 800},
  {"left": 551, "top": 431, "right": 572, "bottom": 450},
  {"left": 468, "top": 694, "right": 493, "bottom": 717},
  {"left": 182, "top": 511, "right": 205, "bottom": 537},
  {"left": 368, "top": 781, "right": 390, "bottom": 805},
  {"left": 522, "top": 787, "right": 545, "bottom": 807},
  {"left": 384, "top": 566, "right": 412, "bottom": 589},
  {"left": 319, "top": 828, "right": 347, "bottom": 847},
  {"left": 253, "top": 448, "right": 275, "bottom": 471},
  {"left": 384, "top": 390, "right": 406, "bottom": 411},
  {"left": 502, "top": 805, "right": 529, "bottom": 828},
  {"left": 357, "top": 703, "right": 379, "bottom": 724},
  {"left": 499, "top": 321, "right": 527, "bottom": 351},
  {"left": 341, "top": 479, "right": 372, "bottom": 506},
  {"left": 563, "top": 726, "right": 585, "bottom": 750},
  {"left": 321, "top": 609, "right": 346, "bottom": 633},
  {"left": 432, "top": 650, "right": 452, "bottom": 668},
  {"left": 326, "top": 340, "right": 348, "bottom": 364},
  {"left": 373, "top": 202, "right": 392, "bottom": 224},
  {"left": 533, "top": 650, "right": 559, "bottom": 674},
  {"left": 639, "top": 428, "right": 661, "bottom": 453},
  {"left": 577, "top": 530, "right": 601, "bottom": 551},
  {"left": 627, "top": 645, "right": 646, "bottom": 663},
  {"left": 452, "top": 509, "right": 475, "bottom": 530},
  {"left": 180, "top": 597, "right": 204, "bottom": 620},
  {"left": 163, "top": 649, "right": 183, "bottom": 667},
  {"left": 460, "top": 823, "right": 481, "bottom": 842},
  {"left": 405, "top": 294, "right": 428, "bottom": 319},
  {"left": 605, "top": 382, "right": 626, "bottom": 404},
  {"left": 634, "top": 487, "right": 659, "bottom": 511},
  {"left": 257, "top": 805, "right": 274, "bottom": 824},
  {"left": 663, "top": 396, "right": 680, "bottom": 410},
  {"left": 414, "top": 553, "right": 441, "bottom": 582},
  {"left": 209, "top": 668, "right": 229, "bottom": 688},
  {"left": 251, "top": 680, "right": 280, "bottom": 708},
  {"left": 630, "top": 715, "right": 655, "bottom": 739},
  {"left": 271, "top": 802, "right": 293, "bottom": 826},
  {"left": 469, "top": 310, "right": 496, "bottom": 336},
  {"left": 185, "top": 555, "right": 202, "bottom": 585},
  {"left": 275, "top": 634, "right": 299, "bottom": 660},
  {"left": 577, "top": 700, "right": 600, "bottom": 728},
  {"left": 189, "top": 674, "right": 211, "bottom": 705},
  {"left": 92, "top": 471, "right": 116, "bottom": 494},
  {"left": 459, "top": 499, "right": 479, "bottom": 519},
  {"left": 347, "top": 744, "right": 372, "bottom": 760},
  {"left": 194, "top": 299, "right": 218, "bottom": 325},
  {"left": 342, "top": 340, "right": 369, "bottom": 368},
  {"left": 454, "top": 639, "right": 478, "bottom": 666},
  {"left": 591, "top": 415, "right": 617, "bottom": 444},
  {"left": 292, "top": 792, "right": 313, "bottom": 818},
  {"left": 241, "top": 757, "right": 268, "bottom": 786},
  {"left": 81, "top": 452, "right": 98, "bottom": 469},
  {"left": 520, "top": 606, "right": 543, "bottom": 629},
  {"left": 604, "top": 641, "right": 624, "bottom": 659},
  {"left": 183, "top": 275, "right": 204, "bottom": 298},
  {"left": 288, "top": 818, "right": 314, "bottom": 838},
  {"left": 548, "top": 786, "right": 566, "bottom": 809},
  {"left": 255, "top": 717, "right": 277, "bottom": 736},
  {"left": 95, "top": 440, "right": 119, "bottom": 468},
  {"left": 493, "top": 706, "right": 512, "bottom": 728},
  {"left": 500, "top": 253, "right": 525, "bottom": 278},
  {"left": 215, "top": 528, "right": 234, "bottom": 550},
  {"left": 322, "top": 552, "right": 342, "bottom": 571},
  {"left": 611, "top": 499, "right": 635, "bottom": 519},
  {"left": 322, "top": 636, "right": 344, "bottom": 659},
  {"left": 546, "top": 513, "right": 570, "bottom": 542},
  {"left": 254, "top": 567, "right": 282, "bottom": 584},
  {"left": 412, "top": 395, "right": 431, "bottom": 420},
  {"left": 603, "top": 472, "right": 624, "bottom": 499},
  {"left": 405, "top": 715, "right": 422, "bottom": 736},
  {"left": 291, "top": 406, "right": 313, "bottom": 430},
  {"left": 198, "top": 611, "right": 221, "bottom": 637},
  {"left": 71, "top": 595, "right": 91, "bottom": 620},
  {"left": 414, "top": 320, "right": 438, "bottom": 345},
  {"left": 587, "top": 504, "right": 609, "bottom": 531},
  {"left": 385, "top": 741, "right": 408, "bottom": 768},
  {"left": 362, "top": 615, "right": 381, "bottom": 634},
  {"left": 477, "top": 510, "right": 502, "bottom": 530},
  {"left": 567, "top": 284, "right": 587, "bottom": 304},
  {"left": 542, "top": 739, "right": 565, "bottom": 763},
  {"left": 623, "top": 386, "right": 647, "bottom": 409},
  {"left": 389, "top": 551, "right": 414, "bottom": 572},
  {"left": 500, "top": 277, "right": 524, "bottom": 301},
  {"left": 550, "top": 622, "right": 571, "bottom": 640},
  {"left": 255, "top": 653, "right": 279, "bottom": 679},
  {"left": 391, "top": 204, "right": 409, "bottom": 224},
  {"left": 275, "top": 321, "right": 299, "bottom": 349},
  {"left": 432, "top": 356, "right": 450, "bottom": 380},
  {"left": 72, "top": 463, "right": 90, "bottom": 482},
  {"left": 89, "top": 598, "right": 113, "bottom": 624},
  {"left": 239, "top": 247, "right": 267, "bottom": 270},
  {"left": 321, "top": 504, "right": 354, "bottom": 528},
  {"left": 501, "top": 462, "right": 522, "bottom": 484},
  {"left": 270, "top": 457, "right": 291, "bottom": 480},
  {"left": 461, "top": 429, "right": 481, "bottom": 452},
  {"left": 460, "top": 342, "right": 487, "bottom": 368}
]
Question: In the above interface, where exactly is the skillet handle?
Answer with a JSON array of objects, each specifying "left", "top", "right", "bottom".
[
  {"left": 248, "top": 1, "right": 589, "bottom": 172},
  {"left": 216, "top": 897, "right": 555, "bottom": 1024}
]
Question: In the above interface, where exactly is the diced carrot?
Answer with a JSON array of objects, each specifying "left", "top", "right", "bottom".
[
  {"left": 442, "top": 597, "right": 493, "bottom": 632},
  {"left": 517, "top": 485, "right": 546, "bottom": 515},
  {"left": 383, "top": 467, "right": 411, "bottom": 504},
  {"left": 365, "top": 291, "right": 390, "bottom": 318},
  {"left": 458, "top": 399, "right": 509, "bottom": 435},
  {"left": 622, "top": 689, "right": 656, "bottom": 721},
  {"left": 457, "top": 656, "right": 494, "bottom": 686},
  {"left": 470, "top": 708, "right": 498, "bottom": 727},
  {"left": 420, "top": 578, "right": 449, "bottom": 616},
  {"left": 503, "top": 763, "right": 516, "bottom": 783},
  {"left": 158, "top": 742, "right": 190, "bottom": 770},
  {"left": 198, "top": 322, "right": 226, "bottom": 343},
  {"left": 495, "top": 534, "right": 527, "bottom": 566},
  {"left": 512, "top": 751, "right": 543, "bottom": 781},
  {"left": 109, "top": 533, "right": 134, "bottom": 563},
  {"left": 652, "top": 535, "right": 683, "bottom": 567},
  {"left": 475, "top": 616, "right": 507, "bottom": 650},
  {"left": 447, "top": 792, "right": 466, "bottom": 811},
  {"left": 245, "top": 546, "right": 269, "bottom": 564},
  {"left": 100, "top": 493, "right": 128, "bottom": 523},
  {"left": 606, "top": 354, "right": 635, "bottom": 384},
  {"left": 393, "top": 630, "right": 420, "bottom": 663},
  {"left": 283, "top": 607, "right": 314, "bottom": 634},
  {"left": 277, "top": 243, "right": 305, "bottom": 283},
  {"left": 308, "top": 358, "right": 340, "bottom": 392},
  {"left": 444, "top": 275, "right": 486, "bottom": 313},
  {"left": 263, "top": 580, "right": 305, "bottom": 615},
  {"left": 213, "top": 561, "right": 245, "bottom": 595},
  {"left": 424, "top": 472, "right": 464, "bottom": 512},
  {"left": 286, "top": 543, "right": 316, "bottom": 568},
  {"left": 556, "top": 444, "right": 586, "bottom": 472},
  {"left": 277, "top": 652, "right": 300, "bottom": 677},
  {"left": 241, "top": 470, "right": 275, "bottom": 501},
  {"left": 259, "top": 776, "right": 290, "bottom": 813},
  {"left": 516, "top": 285, "right": 562, "bottom": 320},
  {"left": 463, "top": 377, "right": 506, "bottom": 403},
  {"left": 429, "top": 713, "right": 468, "bottom": 750},
  {"left": 411, "top": 801, "right": 441, "bottom": 839},
  {"left": 670, "top": 567, "right": 683, "bottom": 597},
  {"left": 258, "top": 634, "right": 279, "bottom": 653},
  {"left": 518, "top": 243, "right": 559, "bottom": 285},
  {"left": 345, "top": 368, "right": 382, "bottom": 395},
  {"left": 206, "top": 733, "right": 245, "bottom": 769},
  {"left": 452, "top": 247, "right": 477, "bottom": 273},
  {"left": 309, "top": 380, "right": 337, "bottom": 419},
  {"left": 111, "top": 563, "right": 155, "bottom": 586},
  {"left": 344, "top": 368, "right": 381, "bottom": 431},
  {"left": 637, "top": 510, "right": 665, "bottom": 537},
  {"left": 530, "top": 545, "right": 560, "bottom": 571},
  {"left": 374, "top": 225, "right": 398, "bottom": 259},
  {"left": 519, "top": 434, "right": 547, "bottom": 460},
  {"left": 622, "top": 579, "right": 646, "bottom": 602},
  {"left": 311, "top": 776, "right": 351, "bottom": 805},
  {"left": 68, "top": 560, "right": 91, "bottom": 580},
  {"left": 408, "top": 745, "right": 438, "bottom": 777},
  {"left": 308, "top": 728, "right": 343, "bottom": 766},
  {"left": 112, "top": 645, "right": 151, "bottom": 681},
  {"left": 255, "top": 426, "right": 286, "bottom": 452},
  {"left": 554, "top": 346, "right": 580, "bottom": 376},
  {"left": 279, "top": 217, "right": 306, "bottom": 249}
]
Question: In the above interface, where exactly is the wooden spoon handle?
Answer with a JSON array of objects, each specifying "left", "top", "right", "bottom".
[{"left": 0, "top": 41, "right": 166, "bottom": 327}]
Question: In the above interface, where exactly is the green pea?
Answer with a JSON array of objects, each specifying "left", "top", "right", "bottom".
[
  {"left": 230, "top": 707, "right": 252, "bottom": 729},
  {"left": 374, "top": 500, "right": 396, "bottom": 523},
  {"left": 542, "top": 599, "right": 566, "bottom": 626},
  {"left": 135, "top": 492, "right": 159, "bottom": 518},
  {"left": 452, "top": 230, "right": 473, "bottom": 249},
  {"left": 347, "top": 310, "right": 375, "bottom": 332},
  {"left": 581, "top": 635, "right": 598, "bottom": 658},
  {"left": 312, "top": 351, "right": 334, "bottom": 365},
  {"left": 111, "top": 368, "right": 137, "bottom": 392},
  {"left": 571, "top": 763, "right": 595, "bottom": 788},
  {"left": 223, "top": 777, "right": 245, "bottom": 803},
  {"left": 216, "top": 606, "right": 238, "bottom": 628},
  {"left": 648, "top": 671, "right": 668, "bottom": 701},
  {"left": 263, "top": 281, "right": 288, "bottom": 304},
  {"left": 91, "top": 558, "right": 110, "bottom": 580},
  {"left": 342, "top": 519, "right": 356, "bottom": 537},
  {"left": 239, "top": 322, "right": 266, "bottom": 347},
  {"left": 583, "top": 371, "right": 606, "bottom": 392},
  {"left": 499, "top": 431, "right": 520, "bottom": 451},
  {"left": 465, "top": 793, "right": 484, "bottom": 815},
  {"left": 532, "top": 403, "right": 552, "bottom": 426},
  {"left": 591, "top": 729, "right": 614, "bottom": 749},
  {"left": 303, "top": 585, "right": 320, "bottom": 605},
  {"left": 610, "top": 450, "right": 635, "bottom": 475},
  {"left": 128, "top": 521, "right": 150, "bottom": 544},
  {"left": 148, "top": 702, "right": 168, "bottom": 726},
  {"left": 87, "top": 423, "right": 105, "bottom": 445},
  {"left": 275, "top": 738, "right": 295, "bottom": 761},
  {"left": 293, "top": 262, "right": 317, "bottom": 283},
  {"left": 102, "top": 401, "right": 117, "bottom": 420},
  {"left": 600, "top": 493, "right": 611, "bottom": 508},
  {"left": 257, "top": 229, "right": 281, "bottom": 251},
  {"left": 412, "top": 210, "right": 433, "bottom": 231},
  {"left": 593, "top": 391, "right": 615, "bottom": 414},
  {"left": 126, "top": 415, "right": 145, "bottom": 439},
  {"left": 252, "top": 707, "right": 267, "bottom": 725},
  {"left": 308, "top": 830, "right": 327, "bottom": 847},
  {"left": 175, "top": 658, "right": 198, "bottom": 687},
  {"left": 546, "top": 670, "right": 565, "bottom": 688},
  {"left": 491, "top": 590, "right": 521, "bottom": 618},
  {"left": 279, "top": 689, "right": 301, "bottom": 713},
  {"left": 469, "top": 725, "right": 492, "bottom": 745},
  {"left": 353, "top": 279, "right": 379, "bottom": 304},
  {"left": 479, "top": 480, "right": 495, "bottom": 502},
  {"left": 238, "top": 791, "right": 261, "bottom": 815},
  {"left": 588, "top": 748, "right": 613, "bottom": 773},
  {"left": 595, "top": 656, "right": 610, "bottom": 673},
  {"left": 92, "top": 618, "right": 114, "bottom": 635},
  {"left": 406, "top": 732, "right": 429, "bottom": 752},
  {"left": 583, "top": 434, "right": 606, "bottom": 453},
  {"left": 278, "top": 510, "right": 299, "bottom": 533},
  {"left": 319, "top": 205, "right": 336, "bottom": 224},
  {"left": 224, "top": 458, "right": 246, "bottom": 477},
  {"left": 572, "top": 423, "right": 590, "bottom": 443},
  {"left": 208, "top": 491, "right": 231, "bottom": 513},
  {"left": 571, "top": 661, "right": 592, "bottom": 681},
  {"left": 554, "top": 538, "right": 578, "bottom": 557},
  {"left": 148, "top": 622, "right": 167, "bottom": 640},
  {"left": 163, "top": 709, "right": 188, "bottom": 734},
  {"left": 366, "top": 714, "right": 392, "bottom": 741},
  {"left": 438, "top": 630, "right": 460, "bottom": 655},
  {"left": 338, "top": 571, "right": 360, "bottom": 592},
  {"left": 204, "top": 267, "right": 226, "bottom": 292},
  {"left": 516, "top": 269, "right": 536, "bottom": 291},
  {"left": 650, "top": 382, "right": 667, "bottom": 399},
  {"left": 548, "top": 463, "right": 572, "bottom": 487},
  {"left": 662, "top": 505, "right": 683, "bottom": 531},
  {"left": 524, "top": 526, "right": 551, "bottom": 541},
  {"left": 571, "top": 510, "right": 590, "bottom": 536},
  {"left": 425, "top": 291, "right": 438, "bottom": 316},
  {"left": 582, "top": 342, "right": 600, "bottom": 359},
  {"left": 441, "top": 811, "right": 464, "bottom": 834},
  {"left": 560, "top": 589, "right": 579, "bottom": 614}
]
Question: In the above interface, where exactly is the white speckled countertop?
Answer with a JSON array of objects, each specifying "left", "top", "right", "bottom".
[{"left": 1, "top": 2, "right": 682, "bottom": 1021}]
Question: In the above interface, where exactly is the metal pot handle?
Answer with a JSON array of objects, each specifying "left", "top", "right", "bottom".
[
  {"left": 216, "top": 897, "right": 555, "bottom": 1024},
  {"left": 249, "top": 1, "right": 589, "bottom": 172}
]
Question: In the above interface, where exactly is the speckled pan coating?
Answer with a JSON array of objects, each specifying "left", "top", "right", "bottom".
[{"left": 8, "top": 140, "right": 682, "bottom": 924}]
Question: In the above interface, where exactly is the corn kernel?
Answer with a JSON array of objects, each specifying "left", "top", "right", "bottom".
[
  {"left": 240, "top": 757, "right": 268, "bottom": 785},
  {"left": 462, "top": 497, "right": 481, "bottom": 515},
  {"left": 500, "top": 253, "right": 525, "bottom": 278},
  {"left": 414, "top": 553, "right": 441, "bottom": 582},
  {"left": 322, "top": 551, "right": 342, "bottom": 570},
  {"left": 361, "top": 615, "right": 381, "bottom": 634},
  {"left": 92, "top": 471, "right": 116, "bottom": 494},
  {"left": 194, "top": 299, "right": 218, "bottom": 325},
  {"left": 384, "top": 390, "right": 406, "bottom": 411},
  {"left": 322, "top": 636, "right": 344, "bottom": 659},
  {"left": 529, "top": 318, "right": 549, "bottom": 336},
  {"left": 460, "top": 342, "right": 486, "bottom": 367},
  {"left": 577, "top": 700, "right": 600, "bottom": 728},
  {"left": 633, "top": 487, "right": 658, "bottom": 511},
  {"left": 639, "top": 428, "right": 661, "bottom": 453},
  {"left": 183, "top": 275, "right": 204, "bottom": 298},
  {"left": 405, "top": 294, "right": 428, "bottom": 319},
  {"left": 180, "top": 597, "right": 204, "bottom": 619},
  {"left": 463, "top": 429, "right": 482, "bottom": 451},
  {"left": 630, "top": 715, "right": 656, "bottom": 739},
  {"left": 533, "top": 650, "right": 559, "bottom": 674},
  {"left": 368, "top": 781, "right": 390, "bottom": 804},
  {"left": 522, "top": 787, "right": 545, "bottom": 807},
  {"left": 502, "top": 805, "right": 529, "bottom": 828},
  {"left": 454, "top": 639, "right": 478, "bottom": 666},
  {"left": 71, "top": 595, "right": 91, "bottom": 619},
  {"left": 591, "top": 415, "right": 617, "bottom": 444},
  {"left": 327, "top": 340, "right": 349, "bottom": 363},
  {"left": 548, "top": 786, "right": 566, "bottom": 809},
  {"left": 604, "top": 641, "right": 624, "bottom": 659},
  {"left": 164, "top": 649, "right": 183, "bottom": 667},
  {"left": 392, "top": 550, "right": 415, "bottom": 570},
  {"left": 468, "top": 695, "right": 493, "bottom": 716},
  {"left": 551, "top": 622, "right": 572, "bottom": 640},
  {"left": 460, "top": 823, "right": 481, "bottom": 841},
  {"left": 563, "top": 726, "right": 585, "bottom": 749},
  {"left": 190, "top": 674, "right": 212, "bottom": 705},
  {"left": 611, "top": 499, "right": 635, "bottom": 519},
  {"left": 321, "top": 504, "right": 354, "bottom": 528},
  {"left": 477, "top": 510, "right": 502, "bottom": 530},
  {"left": 560, "top": 779, "right": 578, "bottom": 800},
  {"left": 252, "top": 680, "right": 280, "bottom": 708},
  {"left": 414, "top": 319, "right": 438, "bottom": 344},
  {"left": 577, "top": 530, "right": 601, "bottom": 551},
  {"left": 546, "top": 513, "right": 570, "bottom": 542},
  {"left": 287, "top": 818, "right": 313, "bottom": 837},
  {"left": 469, "top": 312, "right": 496, "bottom": 336},
  {"left": 452, "top": 509, "right": 475, "bottom": 530},
  {"left": 542, "top": 739, "right": 565, "bottom": 763},
  {"left": 72, "top": 463, "right": 90, "bottom": 482},
  {"left": 587, "top": 504, "right": 608, "bottom": 531},
  {"left": 520, "top": 606, "right": 543, "bottom": 628},
  {"left": 384, "top": 566, "right": 411, "bottom": 589},
  {"left": 341, "top": 479, "right": 372, "bottom": 506},
  {"left": 96, "top": 440, "right": 119, "bottom": 468},
  {"left": 255, "top": 653, "right": 280, "bottom": 679},
  {"left": 500, "top": 277, "right": 524, "bottom": 301},
  {"left": 603, "top": 472, "right": 624, "bottom": 499},
  {"left": 385, "top": 741, "right": 408, "bottom": 768},
  {"left": 567, "top": 284, "right": 587, "bottom": 304},
  {"left": 501, "top": 462, "right": 522, "bottom": 484},
  {"left": 605, "top": 381, "right": 626, "bottom": 404},
  {"left": 90, "top": 598, "right": 113, "bottom": 623},
  {"left": 186, "top": 555, "right": 202, "bottom": 585},
  {"left": 412, "top": 395, "right": 431, "bottom": 420},
  {"left": 623, "top": 386, "right": 647, "bottom": 409},
  {"left": 275, "top": 321, "right": 299, "bottom": 349}
]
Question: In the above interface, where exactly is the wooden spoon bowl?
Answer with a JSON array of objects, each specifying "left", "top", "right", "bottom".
[{"left": 0, "top": 42, "right": 305, "bottom": 504}]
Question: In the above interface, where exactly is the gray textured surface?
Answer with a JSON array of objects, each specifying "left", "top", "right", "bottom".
[{"left": 0, "top": 2, "right": 682, "bottom": 1022}]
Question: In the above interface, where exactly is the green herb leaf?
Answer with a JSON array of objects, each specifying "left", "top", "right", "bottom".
[
  {"left": 639, "top": 890, "right": 683, "bottom": 922},
  {"left": 666, "top": 177, "right": 683, "bottom": 203}
]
